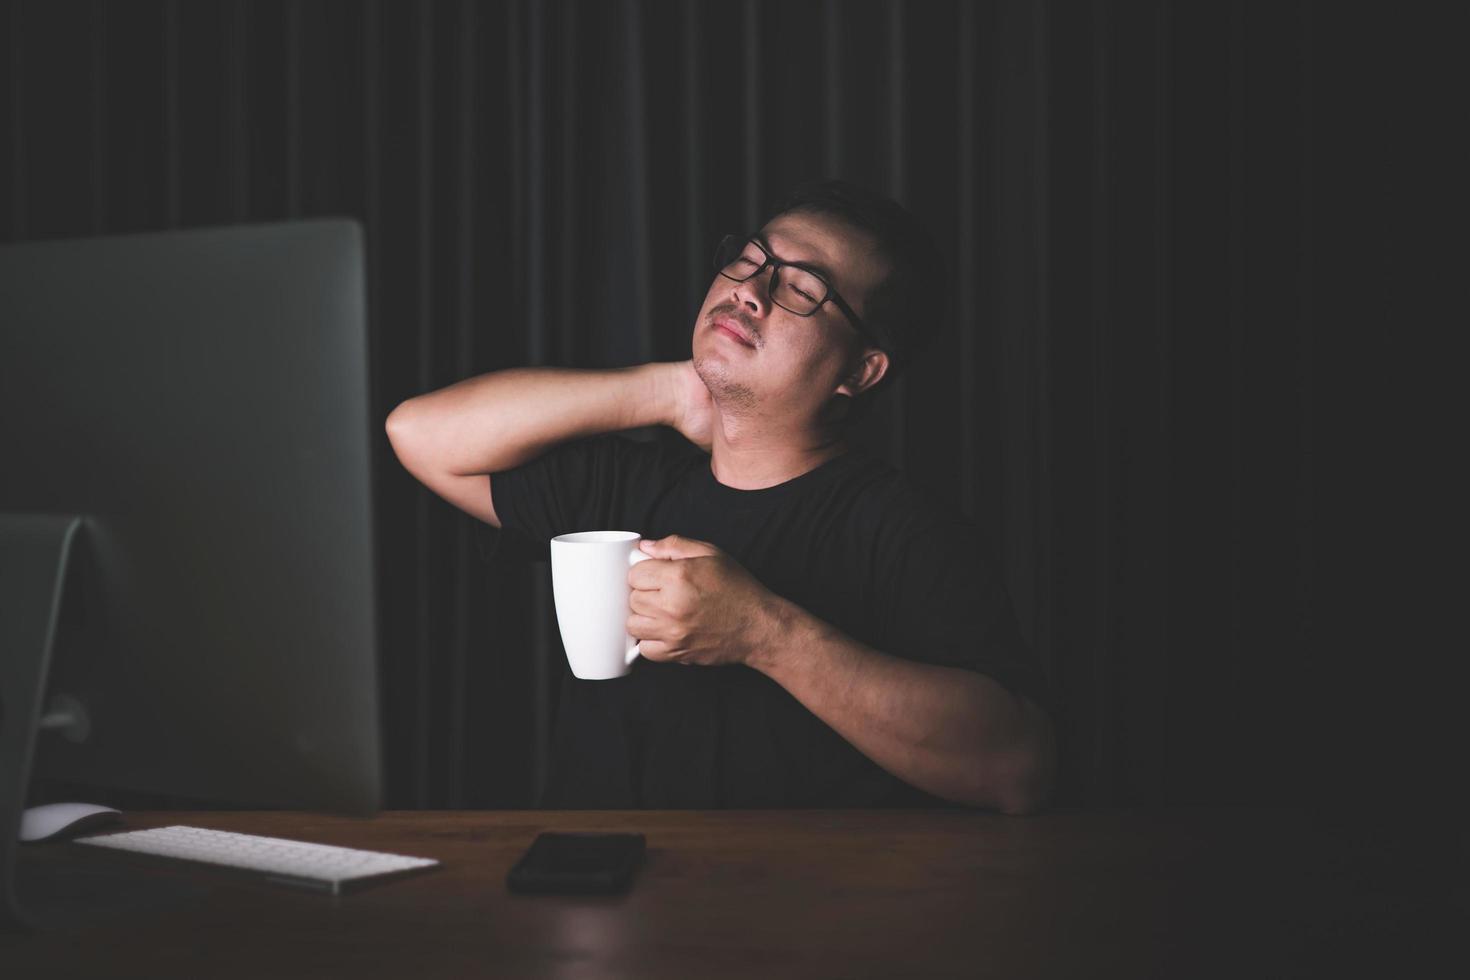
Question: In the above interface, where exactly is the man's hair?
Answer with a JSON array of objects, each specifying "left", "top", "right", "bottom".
[{"left": 760, "top": 178, "right": 949, "bottom": 423}]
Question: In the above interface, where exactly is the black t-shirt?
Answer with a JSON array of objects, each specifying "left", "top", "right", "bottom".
[{"left": 490, "top": 433, "right": 1048, "bottom": 808}]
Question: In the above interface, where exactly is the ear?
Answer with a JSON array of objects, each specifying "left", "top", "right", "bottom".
[{"left": 834, "top": 348, "right": 890, "bottom": 399}]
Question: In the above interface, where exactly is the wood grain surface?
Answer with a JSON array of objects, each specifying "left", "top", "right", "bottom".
[{"left": 0, "top": 807, "right": 1441, "bottom": 979}]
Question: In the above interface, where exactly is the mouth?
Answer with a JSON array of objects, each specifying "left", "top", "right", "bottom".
[{"left": 713, "top": 317, "right": 756, "bottom": 348}]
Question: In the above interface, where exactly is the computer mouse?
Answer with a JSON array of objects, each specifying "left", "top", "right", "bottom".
[{"left": 18, "top": 802, "right": 124, "bottom": 843}]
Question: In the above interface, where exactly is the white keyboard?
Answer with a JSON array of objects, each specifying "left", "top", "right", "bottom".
[{"left": 76, "top": 825, "right": 440, "bottom": 895}]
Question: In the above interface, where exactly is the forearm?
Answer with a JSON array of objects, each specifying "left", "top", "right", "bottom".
[
  {"left": 750, "top": 599, "right": 1054, "bottom": 813},
  {"left": 386, "top": 363, "right": 676, "bottom": 475}
]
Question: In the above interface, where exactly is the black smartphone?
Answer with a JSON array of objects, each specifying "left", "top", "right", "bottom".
[{"left": 505, "top": 831, "right": 646, "bottom": 895}]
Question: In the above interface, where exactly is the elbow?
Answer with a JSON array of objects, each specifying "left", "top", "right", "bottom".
[
  {"left": 385, "top": 399, "right": 437, "bottom": 477},
  {"left": 984, "top": 702, "right": 1058, "bottom": 816},
  {"left": 992, "top": 749, "right": 1054, "bottom": 816},
  {"left": 384, "top": 399, "right": 423, "bottom": 462},
  {"left": 384, "top": 398, "right": 415, "bottom": 444}
]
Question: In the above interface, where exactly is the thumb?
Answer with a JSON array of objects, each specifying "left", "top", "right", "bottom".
[{"left": 639, "top": 534, "right": 714, "bottom": 559}]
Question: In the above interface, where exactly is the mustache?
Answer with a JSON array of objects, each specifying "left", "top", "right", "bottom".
[{"left": 709, "top": 308, "right": 758, "bottom": 342}]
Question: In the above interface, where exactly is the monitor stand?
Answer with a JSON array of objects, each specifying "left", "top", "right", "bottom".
[
  {"left": 0, "top": 514, "right": 83, "bottom": 931},
  {"left": 0, "top": 515, "right": 226, "bottom": 934},
  {"left": 0, "top": 515, "right": 209, "bottom": 932}
]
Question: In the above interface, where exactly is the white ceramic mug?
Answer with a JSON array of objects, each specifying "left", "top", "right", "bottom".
[{"left": 549, "top": 531, "right": 654, "bottom": 680}]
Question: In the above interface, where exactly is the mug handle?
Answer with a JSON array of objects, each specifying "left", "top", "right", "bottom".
[{"left": 626, "top": 548, "right": 653, "bottom": 665}]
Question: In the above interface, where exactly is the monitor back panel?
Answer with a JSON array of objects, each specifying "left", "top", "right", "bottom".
[{"left": 0, "top": 220, "right": 381, "bottom": 814}]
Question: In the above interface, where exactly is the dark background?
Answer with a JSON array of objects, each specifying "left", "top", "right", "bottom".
[{"left": 6, "top": 0, "right": 1413, "bottom": 815}]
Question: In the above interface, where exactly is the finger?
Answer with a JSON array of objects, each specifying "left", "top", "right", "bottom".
[
  {"left": 628, "top": 560, "right": 666, "bottom": 590},
  {"left": 627, "top": 591, "right": 660, "bottom": 616},
  {"left": 636, "top": 639, "right": 670, "bottom": 661},
  {"left": 639, "top": 534, "right": 718, "bottom": 560},
  {"left": 627, "top": 612, "right": 662, "bottom": 639}
]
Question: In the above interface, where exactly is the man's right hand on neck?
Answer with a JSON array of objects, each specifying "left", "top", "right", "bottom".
[{"left": 663, "top": 360, "right": 716, "bottom": 454}]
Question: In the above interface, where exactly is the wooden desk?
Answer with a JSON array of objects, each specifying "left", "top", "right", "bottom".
[{"left": 0, "top": 807, "right": 1440, "bottom": 979}]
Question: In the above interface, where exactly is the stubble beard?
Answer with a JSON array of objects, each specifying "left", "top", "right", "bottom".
[{"left": 692, "top": 352, "right": 760, "bottom": 418}]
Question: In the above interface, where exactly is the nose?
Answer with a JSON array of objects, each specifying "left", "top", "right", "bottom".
[{"left": 731, "top": 268, "right": 775, "bottom": 318}]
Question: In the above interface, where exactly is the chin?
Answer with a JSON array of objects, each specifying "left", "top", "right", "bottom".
[
  {"left": 692, "top": 354, "right": 757, "bottom": 408},
  {"left": 691, "top": 336, "right": 724, "bottom": 373},
  {"left": 691, "top": 351, "right": 722, "bottom": 388}
]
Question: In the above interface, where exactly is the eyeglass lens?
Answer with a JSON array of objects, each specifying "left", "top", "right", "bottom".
[{"left": 715, "top": 237, "right": 827, "bottom": 316}]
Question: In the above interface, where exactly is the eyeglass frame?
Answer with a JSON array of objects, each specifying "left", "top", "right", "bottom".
[{"left": 713, "top": 233, "right": 893, "bottom": 353}]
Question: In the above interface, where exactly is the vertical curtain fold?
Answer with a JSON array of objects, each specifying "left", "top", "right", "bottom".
[
  {"left": 8, "top": 3, "right": 21, "bottom": 237},
  {"left": 89, "top": 1, "right": 106, "bottom": 233},
  {"left": 740, "top": 0, "right": 760, "bottom": 233},
  {"left": 623, "top": 0, "right": 652, "bottom": 364},
  {"left": 955, "top": 0, "right": 977, "bottom": 515},
  {"left": 681, "top": 2, "right": 703, "bottom": 325}
]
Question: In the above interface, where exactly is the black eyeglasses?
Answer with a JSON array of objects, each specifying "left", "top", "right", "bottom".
[{"left": 712, "top": 234, "right": 890, "bottom": 351}]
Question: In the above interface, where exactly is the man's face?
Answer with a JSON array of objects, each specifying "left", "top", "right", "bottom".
[{"left": 691, "top": 211, "right": 890, "bottom": 424}]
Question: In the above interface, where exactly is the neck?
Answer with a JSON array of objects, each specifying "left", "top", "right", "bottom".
[{"left": 706, "top": 412, "right": 849, "bottom": 490}]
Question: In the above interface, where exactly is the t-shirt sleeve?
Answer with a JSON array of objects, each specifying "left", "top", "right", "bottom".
[
  {"left": 877, "top": 505, "right": 1050, "bottom": 709},
  {"left": 489, "top": 433, "right": 687, "bottom": 560}
]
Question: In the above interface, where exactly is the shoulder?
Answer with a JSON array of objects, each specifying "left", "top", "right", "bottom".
[
  {"left": 800, "top": 452, "right": 989, "bottom": 582},
  {"left": 829, "top": 451, "right": 977, "bottom": 542},
  {"left": 488, "top": 430, "right": 707, "bottom": 551},
  {"left": 521, "top": 430, "right": 705, "bottom": 481},
  {"left": 605, "top": 430, "right": 709, "bottom": 487}
]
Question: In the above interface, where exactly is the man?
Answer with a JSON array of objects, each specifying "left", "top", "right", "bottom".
[{"left": 386, "top": 179, "right": 1055, "bottom": 813}]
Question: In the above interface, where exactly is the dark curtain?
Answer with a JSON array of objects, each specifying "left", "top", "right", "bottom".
[{"left": 2, "top": 0, "right": 1316, "bottom": 811}]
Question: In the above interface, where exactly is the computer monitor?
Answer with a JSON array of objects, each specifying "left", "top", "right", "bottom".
[{"left": 0, "top": 220, "right": 382, "bottom": 927}]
